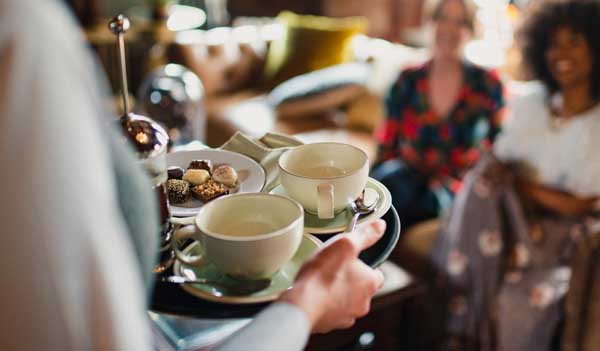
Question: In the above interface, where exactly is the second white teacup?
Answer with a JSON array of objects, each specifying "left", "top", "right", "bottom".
[
  {"left": 172, "top": 193, "right": 304, "bottom": 279},
  {"left": 278, "top": 142, "right": 369, "bottom": 219}
]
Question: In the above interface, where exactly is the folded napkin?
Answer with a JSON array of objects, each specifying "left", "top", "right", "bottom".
[{"left": 219, "top": 132, "right": 303, "bottom": 192}]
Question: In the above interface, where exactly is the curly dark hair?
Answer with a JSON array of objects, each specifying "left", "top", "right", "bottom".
[{"left": 517, "top": 0, "right": 600, "bottom": 99}]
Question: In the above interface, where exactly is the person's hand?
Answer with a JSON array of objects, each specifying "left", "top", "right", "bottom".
[
  {"left": 480, "top": 159, "right": 515, "bottom": 186},
  {"left": 278, "top": 220, "right": 386, "bottom": 334}
]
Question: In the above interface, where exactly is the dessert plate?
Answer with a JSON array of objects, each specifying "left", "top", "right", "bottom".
[
  {"left": 167, "top": 150, "right": 266, "bottom": 217},
  {"left": 270, "top": 178, "right": 392, "bottom": 235},
  {"left": 173, "top": 233, "right": 322, "bottom": 304}
]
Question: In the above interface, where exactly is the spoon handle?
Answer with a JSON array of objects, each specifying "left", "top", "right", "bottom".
[
  {"left": 160, "top": 276, "right": 209, "bottom": 284},
  {"left": 159, "top": 275, "right": 271, "bottom": 295},
  {"left": 345, "top": 212, "right": 361, "bottom": 233}
]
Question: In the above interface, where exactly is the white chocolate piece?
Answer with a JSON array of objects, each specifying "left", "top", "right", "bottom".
[
  {"left": 182, "top": 169, "right": 210, "bottom": 186},
  {"left": 212, "top": 165, "right": 238, "bottom": 187}
]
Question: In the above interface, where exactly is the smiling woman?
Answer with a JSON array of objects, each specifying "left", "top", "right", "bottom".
[
  {"left": 495, "top": 0, "right": 600, "bottom": 200},
  {"left": 373, "top": 0, "right": 504, "bottom": 230},
  {"left": 432, "top": 1, "right": 600, "bottom": 349},
  {"left": 518, "top": 0, "right": 600, "bottom": 106}
]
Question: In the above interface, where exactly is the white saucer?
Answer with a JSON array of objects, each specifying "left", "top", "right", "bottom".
[
  {"left": 270, "top": 178, "right": 392, "bottom": 235},
  {"left": 167, "top": 149, "right": 266, "bottom": 217}
]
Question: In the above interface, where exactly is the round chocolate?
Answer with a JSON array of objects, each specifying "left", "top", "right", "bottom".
[{"left": 167, "top": 179, "right": 191, "bottom": 204}]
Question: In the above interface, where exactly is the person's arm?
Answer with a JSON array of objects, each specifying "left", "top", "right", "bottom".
[
  {"left": 481, "top": 156, "right": 597, "bottom": 217},
  {"left": 214, "top": 220, "right": 386, "bottom": 351},
  {"left": 0, "top": 1, "right": 151, "bottom": 349},
  {"left": 516, "top": 179, "right": 597, "bottom": 217}
]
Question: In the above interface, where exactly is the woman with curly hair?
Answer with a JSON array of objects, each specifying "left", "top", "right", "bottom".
[
  {"left": 494, "top": 0, "right": 600, "bottom": 213},
  {"left": 432, "top": 1, "right": 600, "bottom": 350}
]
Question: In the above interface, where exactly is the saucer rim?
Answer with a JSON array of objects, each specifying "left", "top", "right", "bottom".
[
  {"left": 270, "top": 177, "right": 392, "bottom": 235},
  {"left": 173, "top": 233, "right": 323, "bottom": 304}
]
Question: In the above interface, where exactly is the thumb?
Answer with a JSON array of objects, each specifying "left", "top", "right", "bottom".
[{"left": 347, "top": 220, "right": 386, "bottom": 252}]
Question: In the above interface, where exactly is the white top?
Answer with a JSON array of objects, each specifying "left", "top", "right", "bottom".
[
  {"left": 0, "top": 0, "right": 152, "bottom": 350},
  {"left": 0, "top": 1, "right": 310, "bottom": 350},
  {"left": 494, "top": 83, "right": 600, "bottom": 197}
]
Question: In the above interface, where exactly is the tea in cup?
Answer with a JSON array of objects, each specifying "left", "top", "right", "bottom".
[
  {"left": 172, "top": 193, "right": 304, "bottom": 279},
  {"left": 278, "top": 143, "right": 369, "bottom": 219}
]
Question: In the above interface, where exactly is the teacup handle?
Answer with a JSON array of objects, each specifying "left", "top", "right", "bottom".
[
  {"left": 317, "top": 184, "right": 335, "bottom": 219},
  {"left": 171, "top": 225, "right": 207, "bottom": 267}
]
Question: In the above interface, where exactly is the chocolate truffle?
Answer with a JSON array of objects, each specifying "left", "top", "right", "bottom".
[
  {"left": 167, "top": 166, "right": 185, "bottom": 180},
  {"left": 188, "top": 160, "right": 212, "bottom": 174},
  {"left": 167, "top": 179, "right": 191, "bottom": 204},
  {"left": 212, "top": 165, "right": 238, "bottom": 187},
  {"left": 182, "top": 169, "right": 210, "bottom": 186},
  {"left": 191, "top": 179, "right": 229, "bottom": 203}
]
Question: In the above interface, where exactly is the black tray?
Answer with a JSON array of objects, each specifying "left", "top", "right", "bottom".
[{"left": 150, "top": 206, "right": 401, "bottom": 319}]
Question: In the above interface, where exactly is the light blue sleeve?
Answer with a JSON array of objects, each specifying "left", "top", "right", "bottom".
[
  {"left": 213, "top": 303, "right": 311, "bottom": 351},
  {"left": 0, "top": 1, "right": 152, "bottom": 350}
]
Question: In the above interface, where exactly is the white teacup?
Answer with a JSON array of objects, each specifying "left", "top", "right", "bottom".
[
  {"left": 278, "top": 142, "right": 369, "bottom": 219},
  {"left": 172, "top": 193, "right": 304, "bottom": 279}
]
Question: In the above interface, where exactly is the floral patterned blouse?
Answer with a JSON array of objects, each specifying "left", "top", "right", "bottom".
[{"left": 376, "top": 61, "right": 504, "bottom": 192}]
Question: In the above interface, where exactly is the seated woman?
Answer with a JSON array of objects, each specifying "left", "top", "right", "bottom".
[
  {"left": 373, "top": 0, "right": 504, "bottom": 230},
  {"left": 432, "top": 1, "right": 600, "bottom": 350}
]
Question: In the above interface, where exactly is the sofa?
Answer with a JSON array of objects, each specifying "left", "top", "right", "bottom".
[{"left": 165, "top": 18, "right": 428, "bottom": 161}]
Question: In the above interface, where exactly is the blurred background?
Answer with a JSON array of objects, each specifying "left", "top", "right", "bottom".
[{"left": 64, "top": 0, "right": 526, "bottom": 159}]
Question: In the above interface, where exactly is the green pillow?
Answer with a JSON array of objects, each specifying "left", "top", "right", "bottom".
[{"left": 263, "top": 11, "right": 368, "bottom": 88}]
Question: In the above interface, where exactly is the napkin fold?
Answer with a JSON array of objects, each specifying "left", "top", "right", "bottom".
[{"left": 219, "top": 132, "right": 304, "bottom": 192}]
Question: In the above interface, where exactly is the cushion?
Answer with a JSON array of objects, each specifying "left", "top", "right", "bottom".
[
  {"left": 268, "top": 62, "right": 370, "bottom": 103},
  {"left": 268, "top": 63, "right": 371, "bottom": 119},
  {"left": 275, "top": 84, "right": 366, "bottom": 120},
  {"left": 263, "top": 11, "right": 368, "bottom": 87}
]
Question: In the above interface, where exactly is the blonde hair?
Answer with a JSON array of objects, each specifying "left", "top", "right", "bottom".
[{"left": 423, "top": 0, "right": 477, "bottom": 31}]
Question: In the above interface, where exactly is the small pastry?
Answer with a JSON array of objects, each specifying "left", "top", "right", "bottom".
[
  {"left": 212, "top": 165, "right": 238, "bottom": 187},
  {"left": 191, "top": 179, "right": 229, "bottom": 202},
  {"left": 182, "top": 169, "right": 210, "bottom": 186},
  {"left": 167, "top": 179, "right": 191, "bottom": 204},
  {"left": 188, "top": 160, "right": 212, "bottom": 174},
  {"left": 167, "top": 166, "right": 185, "bottom": 180}
]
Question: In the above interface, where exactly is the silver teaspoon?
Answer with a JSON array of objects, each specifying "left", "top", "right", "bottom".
[
  {"left": 345, "top": 188, "right": 379, "bottom": 233},
  {"left": 160, "top": 276, "right": 271, "bottom": 296}
]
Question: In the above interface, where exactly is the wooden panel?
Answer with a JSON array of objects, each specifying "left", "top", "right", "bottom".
[
  {"left": 64, "top": 0, "right": 102, "bottom": 27},
  {"left": 321, "top": 0, "right": 392, "bottom": 39},
  {"left": 228, "top": 0, "right": 321, "bottom": 17}
]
